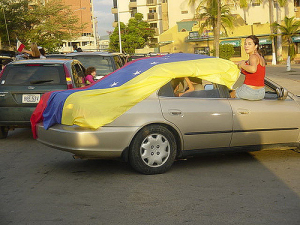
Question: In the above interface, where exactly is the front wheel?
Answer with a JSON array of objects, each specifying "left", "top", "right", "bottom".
[{"left": 129, "top": 125, "right": 177, "bottom": 175}]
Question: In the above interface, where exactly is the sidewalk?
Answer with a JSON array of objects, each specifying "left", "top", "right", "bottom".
[{"left": 265, "top": 64, "right": 300, "bottom": 95}]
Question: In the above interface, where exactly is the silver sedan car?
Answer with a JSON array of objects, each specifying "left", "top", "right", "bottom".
[{"left": 36, "top": 75, "right": 300, "bottom": 174}]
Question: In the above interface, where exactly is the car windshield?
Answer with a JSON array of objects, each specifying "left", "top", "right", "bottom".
[
  {"left": 1, "top": 64, "right": 66, "bottom": 85},
  {"left": 69, "top": 55, "right": 114, "bottom": 76}
]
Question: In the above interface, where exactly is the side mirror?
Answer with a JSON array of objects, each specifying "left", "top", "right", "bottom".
[
  {"left": 276, "top": 87, "right": 288, "bottom": 100},
  {"left": 204, "top": 84, "right": 214, "bottom": 90}
]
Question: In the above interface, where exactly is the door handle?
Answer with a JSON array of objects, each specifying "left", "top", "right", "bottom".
[
  {"left": 169, "top": 110, "right": 182, "bottom": 116},
  {"left": 237, "top": 108, "right": 249, "bottom": 115}
]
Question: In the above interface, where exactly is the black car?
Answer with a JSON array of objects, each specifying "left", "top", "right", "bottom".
[
  {"left": 65, "top": 52, "right": 127, "bottom": 79},
  {"left": 0, "top": 59, "right": 85, "bottom": 138}
]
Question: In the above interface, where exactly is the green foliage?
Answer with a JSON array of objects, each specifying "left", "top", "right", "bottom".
[
  {"left": 109, "top": 13, "right": 155, "bottom": 54},
  {"left": 272, "top": 16, "right": 300, "bottom": 60},
  {"left": 194, "top": 0, "right": 234, "bottom": 37},
  {"left": 219, "top": 44, "right": 235, "bottom": 60},
  {"left": 0, "top": 0, "right": 83, "bottom": 52}
]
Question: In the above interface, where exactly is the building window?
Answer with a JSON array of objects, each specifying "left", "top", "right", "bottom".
[
  {"left": 260, "top": 44, "right": 272, "bottom": 56},
  {"left": 295, "top": 0, "right": 300, "bottom": 7},
  {"left": 194, "top": 47, "right": 210, "bottom": 55},
  {"left": 147, "top": 0, "right": 155, "bottom": 5},
  {"left": 252, "top": 0, "right": 260, "bottom": 6},
  {"left": 162, "top": 0, "right": 168, "bottom": 3},
  {"left": 232, "top": 47, "right": 241, "bottom": 57},
  {"left": 149, "top": 7, "right": 156, "bottom": 13},
  {"left": 188, "top": 31, "right": 200, "bottom": 40},
  {"left": 181, "top": 11, "right": 188, "bottom": 14},
  {"left": 150, "top": 23, "right": 157, "bottom": 28},
  {"left": 131, "top": 7, "right": 137, "bottom": 17}
]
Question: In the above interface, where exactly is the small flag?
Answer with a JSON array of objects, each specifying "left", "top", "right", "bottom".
[{"left": 17, "top": 39, "right": 25, "bottom": 52}]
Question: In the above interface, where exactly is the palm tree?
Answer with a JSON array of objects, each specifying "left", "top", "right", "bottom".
[
  {"left": 274, "top": 0, "right": 288, "bottom": 62},
  {"left": 272, "top": 16, "right": 300, "bottom": 71},
  {"left": 189, "top": 0, "right": 234, "bottom": 57},
  {"left": 238, "top": 0, "right": 250, "bottom": 24},
  {"left": 268, "top": 0, "right": 277, "bottom": 65}
]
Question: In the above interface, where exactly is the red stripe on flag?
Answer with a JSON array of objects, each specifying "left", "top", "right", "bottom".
[{"left": 17, "top": 41, "right": 25, "bottom": 52}]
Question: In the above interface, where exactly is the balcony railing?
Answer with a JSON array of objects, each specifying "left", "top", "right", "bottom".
[
  {"left": 111, "top": 7, "right": 118, "bottom": 14},
  {"left": 147, "top": 13, "right": 158, "bottom": 21},
  {"left": 129, "top": 1, "right": 137, "bottom": 8},
  {"left": 153, "top": 28, "right": 159, "bottom": 36},
  {"left": 147, "top": 0, "right": 157, "bottom": 6}
]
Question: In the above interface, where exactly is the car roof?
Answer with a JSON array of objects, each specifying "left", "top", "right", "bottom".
[
  {"left": 9, "top": 59, "right": 75, "bottom": 65},
  {"left": 65, "top": 52, "right": 120, "bottom": 57}
]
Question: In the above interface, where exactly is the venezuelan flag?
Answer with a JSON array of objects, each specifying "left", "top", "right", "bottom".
[{"left": 31, "top": 53, "right": 240, "bottom": 138}]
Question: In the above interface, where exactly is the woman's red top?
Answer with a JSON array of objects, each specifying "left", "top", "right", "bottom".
[{"left": 242, "top": 63, "right": 265, "bottom": 87}]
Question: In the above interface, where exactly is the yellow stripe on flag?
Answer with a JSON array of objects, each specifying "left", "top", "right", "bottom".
[{"left": 61, "top": 58, "right": 240, "bottom": 129}]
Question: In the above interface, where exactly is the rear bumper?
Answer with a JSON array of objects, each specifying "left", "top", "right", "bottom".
[
  {"left": 0, "top": 107, "right": 35, "bottom": 126},
  {"left": 36, "top": 123, "right": 139, "bottom": 159}
]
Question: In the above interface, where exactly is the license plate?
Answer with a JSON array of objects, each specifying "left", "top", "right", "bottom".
[{"left": 22, "top": 94, "right": 40, "bottom": 103}]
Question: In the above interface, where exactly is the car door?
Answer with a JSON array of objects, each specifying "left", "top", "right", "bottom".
[
  {"left": 229, "top": 80, "right": 300, "bottom": 147},
  {"left": 158, "top": 80, "right": 233, "bottom": 151}
]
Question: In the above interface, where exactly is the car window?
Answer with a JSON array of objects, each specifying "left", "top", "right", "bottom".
[
  {"left": 159, "top": 77, "right": 221, "bottom": 98},
  {"left": 113, "top": 55, "right": 123, "bottom": 69},
  {"left": 0, "top": 64, "right": 65, "bottom": 85},
  {"left": 68, "top": 55, "right": 114, "bottom": 77},
  {"left": 72, "top": 63, "right": 85, "bottom": 88}
]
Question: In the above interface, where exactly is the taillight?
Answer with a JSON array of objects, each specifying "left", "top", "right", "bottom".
[
  {"left": 26, "top": 64, "right": 42, "bottom": 66},
  {"left": 63, "top": 64, "right": 73, "bottom": 89}
]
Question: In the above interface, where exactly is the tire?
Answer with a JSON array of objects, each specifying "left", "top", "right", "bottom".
[
  {"left": 129, "top": 125, "right": 177, "bottom": 175},
  {"left": 0, "top": 126, "right": 8, "bottom": 139}
]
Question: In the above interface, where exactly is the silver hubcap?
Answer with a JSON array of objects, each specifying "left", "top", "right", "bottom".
[{"left": 140, "top": 133, "right": 170, "bottom": 167}]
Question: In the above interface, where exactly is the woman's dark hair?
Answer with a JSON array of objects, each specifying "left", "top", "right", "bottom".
[
  {"left": 246, "top": 35, "right": 263, "bottom": 56},
  {"left": 85, "top": 66, "right": 96, "bottom": 76}
]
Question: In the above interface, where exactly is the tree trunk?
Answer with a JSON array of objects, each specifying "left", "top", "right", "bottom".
[
  {"left": 286, "top": 56, "right": 291, "bottom": 71},
  {"left": 215, "top": 0, "right": 221, "bottom": 58},
  {"left": 269, "top": 0, "right": 276, "bottom": 65},
  {"left": 276, "top": 3, "right": 283, "bottom": 62}
]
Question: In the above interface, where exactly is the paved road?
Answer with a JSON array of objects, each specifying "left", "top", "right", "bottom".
[
  {"left": 266, "top": 63, "right": 300, "bottom": 95},
  {"left": 0, "top": 128, "right": 299, "bottom": 225}
]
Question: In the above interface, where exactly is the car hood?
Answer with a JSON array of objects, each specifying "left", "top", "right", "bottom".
[{"left": 31, "top": 53, "right": 240, "bottom": 138}]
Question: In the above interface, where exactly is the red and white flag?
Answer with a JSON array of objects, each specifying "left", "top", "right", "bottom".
[{"left": 17, "top": 39, "right": 25, "bottom": 52}]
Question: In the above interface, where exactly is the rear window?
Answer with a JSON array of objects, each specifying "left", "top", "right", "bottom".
[
  {"left": 0, "top": 64, "right": 66, "bottom": 85},
  {"left": 68, "top": 55, "right": 114, "bottom": 76}
]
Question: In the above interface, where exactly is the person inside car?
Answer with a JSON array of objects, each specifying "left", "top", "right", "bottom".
[
  {"left": 84, "top": 67, "right": 96, "bottom": 85},
  {"left": 173, "top": 77, "right": 204, "bottom": 97}
]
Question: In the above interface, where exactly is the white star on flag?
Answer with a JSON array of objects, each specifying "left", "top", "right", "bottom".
[
  {"left": 150, "top": 61, "right": 158, "bottom": 65},
  {"left": 110, "top": 82, "right": 118, "bottom": 87},
  {"left": 133, "top": 71, "right": 141, "bottom": 75}
]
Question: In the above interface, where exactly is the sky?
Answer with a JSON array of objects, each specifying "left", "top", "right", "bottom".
[{"left": 93, "top": 0, "right": 115, "bottom": 37}]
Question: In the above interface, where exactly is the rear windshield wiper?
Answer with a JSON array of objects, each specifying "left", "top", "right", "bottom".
[{"left": 30, "top": 80, "right": 54, "bottom": 84}]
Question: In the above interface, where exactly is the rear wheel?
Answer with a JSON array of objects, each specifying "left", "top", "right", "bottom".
[
  {"left": 0, "top": 126, "right": 9, "bottom": 139},
  {"left": 129, "top": 125, "right": 177, "bottom": 175}
]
